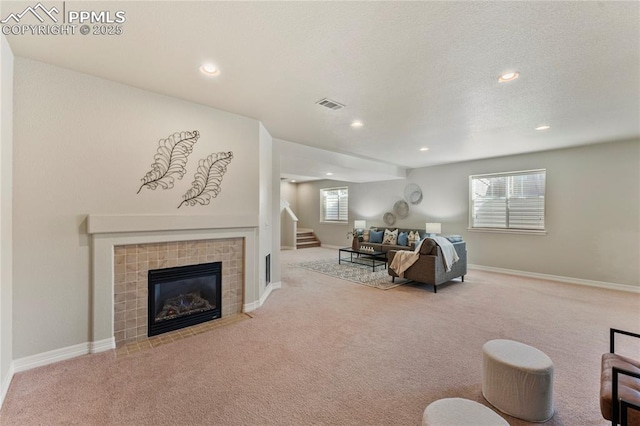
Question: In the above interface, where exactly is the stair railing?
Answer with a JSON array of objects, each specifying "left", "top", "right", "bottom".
[{"left": 281, "top": 204, "right": 298, "bottom": 249}]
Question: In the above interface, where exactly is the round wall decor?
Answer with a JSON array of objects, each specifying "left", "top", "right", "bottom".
[
  {"left": 383, "top": 212, "right": 396, "bottom": 226},
  {"left": 393, "top": 200, "right": 409, "bottom": 219},
  {"left": 404, "top": 183, "right": 423, "bottom": 205}
]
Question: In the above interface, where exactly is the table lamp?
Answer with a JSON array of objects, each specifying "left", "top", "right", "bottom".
[{"left": 425, "top": 222, "right": 441, "bottom": 237}]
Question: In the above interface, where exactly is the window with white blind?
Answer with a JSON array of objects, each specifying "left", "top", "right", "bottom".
[
  {"left": 320, "top": 187, "right": 348, "bottom": 223},
  {"left": 469, "top": 169, "right": 546, "bottom": 233}
]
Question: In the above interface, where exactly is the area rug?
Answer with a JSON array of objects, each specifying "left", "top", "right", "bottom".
[{"left": 294, "top": 259, "right": 409, "bottom": 290}]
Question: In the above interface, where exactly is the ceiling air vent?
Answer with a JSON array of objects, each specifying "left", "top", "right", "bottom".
[{"left": 316, "top": 98, "right": 345, "bottom": 110}]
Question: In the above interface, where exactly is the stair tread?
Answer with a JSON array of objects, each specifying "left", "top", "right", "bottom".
[
  {"left": 297, "top": 244, "right": 321, "bottom": 249},
  {"left": 294, "top": 228, "right": 320, "bottom": 248}
]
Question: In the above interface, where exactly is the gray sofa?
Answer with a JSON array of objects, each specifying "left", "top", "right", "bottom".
[
  {"left": 360, "top": 227, "right": 426, "bottom": 253},
  {"left": 387, "top": 239, "right": 467, "bottom": 293}
]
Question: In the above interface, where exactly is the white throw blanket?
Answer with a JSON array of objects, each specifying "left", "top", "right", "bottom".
[
  {"left": 389, "top": 239, "right": 425, "bottom": 277},
  {"left": 431, "top": 236, "right": 460, "bottom": 272},
  {"left": 390, "top": 237, "right": 460, "bottom": 276}
]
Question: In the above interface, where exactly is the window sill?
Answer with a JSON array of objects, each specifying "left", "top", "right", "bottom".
[
  {"left": 320, "top": 221, "right": 348, "bottom": 225},
  {"left": 467, "top": 228, "right": 547, "bottom": 235}
]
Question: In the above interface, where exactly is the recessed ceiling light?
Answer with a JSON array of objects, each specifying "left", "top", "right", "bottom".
[
  {"left": 535, "top": 125, "right": 551, "bottom": 131},
  {"left": 290, "top": 180, "right": 296, "bottom": 183},
  {"left": 419, "top": 147, "right": 429, "bottom": 152},
  {"left": 350, "top": 120, "right": 364, "bottom": 128},
  {"left": 326, "top": 172, "right": 333, "bottom": 176},
  {"left": 200, "top": 63, "right": 219, "bottom": 76},
  {"left": 498, "top": 71, "right": 519, "bottom": 83}
]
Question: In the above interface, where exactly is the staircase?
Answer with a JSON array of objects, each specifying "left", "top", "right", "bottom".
[{"left": 296, "top": 228, "right": 321, "bottom": 249}]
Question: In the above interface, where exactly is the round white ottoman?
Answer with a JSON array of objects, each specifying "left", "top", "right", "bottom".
[
  {"left": 482, "top": 339, "right": 554, "bottom": 422},
  {"left": 422, "top": 398, "right": 508, "bottom": 426}
]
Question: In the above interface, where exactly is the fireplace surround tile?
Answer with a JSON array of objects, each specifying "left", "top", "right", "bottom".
[{"left": 113, "top": 237, "right": 243, "bottom": 347}]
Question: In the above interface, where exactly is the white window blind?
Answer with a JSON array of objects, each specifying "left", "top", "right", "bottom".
[
  {"left": 321, "top": 187, "right": 348, "bottom": 223},
  {"left": 470, "top": 169, "right": 546, "bottom": 231}
]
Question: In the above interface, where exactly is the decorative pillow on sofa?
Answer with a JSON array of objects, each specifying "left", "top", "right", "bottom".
[
  {"left": 407, "top": 231, "right": 417, "bottom": 246},
  {"left": 383, "top": 228, "right": 398, "bottom": 245},
  {"left": 411, "top": 231, "right": 424, "bottom": 248},
  {"left": 369, "top": 230, "right": 384, "bottom": 243},
  {"left": 397, "top": 232, "right": 408, "bottom": 246},
  {"left": 362, "top": 229, "right": 371, "bottom": 242},
  {"left": 410, "top": 233, "right": 420, "bottom": 249}
]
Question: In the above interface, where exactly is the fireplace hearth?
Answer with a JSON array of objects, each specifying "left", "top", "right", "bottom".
[{"left": 148, "top": 262, "right": 222, "bottom": 337}]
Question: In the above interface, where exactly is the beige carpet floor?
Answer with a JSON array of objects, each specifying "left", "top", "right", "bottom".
[{"left": 1, "top": 247, "right": 639, "bottom": 425}]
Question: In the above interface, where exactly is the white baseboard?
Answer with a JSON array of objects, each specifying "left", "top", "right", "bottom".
[
  {"left": 12, "top": 337, "right": 118, "bottom": 375},
  {"left": 243, "top": 281, "right": 281, "bottom": 312},
  {"left": 13, "top": 342, "right": 91, "bottom": 373},
  {"left": 468, "top": 264, "right": 640, "bottom": 293},
  {"left": 2, "top": 280, "right": 282, "bottom": 395},
  {"left": 1, "top": 362, "right": 15, "bottom": 408},
  {"left": 270, "top": 281, "right": 282, "bottom": 290},
  {"left": 90, "top": 338, "right": 115, "bottom": 353},
  {"left": 260, "top": 282, "right": 275, "bottom": 306},
  {"left": 243, "top": 301, "right": 258, "bottom": 312}
]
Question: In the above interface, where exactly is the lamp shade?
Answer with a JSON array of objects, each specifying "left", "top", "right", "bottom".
[
  {"left": 425, "top": 222, "right": 441, "bottom": 234},
  {"left": 354, "top": 220, "right": 367, "bottom": 230}
]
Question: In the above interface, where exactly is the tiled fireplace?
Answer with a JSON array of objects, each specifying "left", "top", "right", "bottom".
[
  {"left": 88, "top": 214, "right": 260, "bottom": 352},
  {"left": 113, "top": 238, "right": 243, "bottom": 346}
]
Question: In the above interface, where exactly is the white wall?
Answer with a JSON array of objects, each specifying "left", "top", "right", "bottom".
[
  {"left": 297, "top": 140, "right": 640, "bottom": 287},
  {"left": 270, "top": 139, "right": 281, "bottom": 284},
  {"left": 12, "top": 58, "right": 262, "bottom": 358},
  {"left": 0, "top": 34, "right": 14, "bottom": 405},
  {"left": 258, "top": 123, "right": 274, "bottom": 295}
]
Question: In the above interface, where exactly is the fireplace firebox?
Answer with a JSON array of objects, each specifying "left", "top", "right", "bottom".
[{"left": 147, "top": 262, "right": 222, "bottom": 337}]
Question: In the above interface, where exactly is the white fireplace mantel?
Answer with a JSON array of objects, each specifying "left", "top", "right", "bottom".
[
  {"left": 87, "top": 214, "right": 260, "bottom": 352},
  {"left": 87, "top": 214, "right": 259, "bottom": 234}
]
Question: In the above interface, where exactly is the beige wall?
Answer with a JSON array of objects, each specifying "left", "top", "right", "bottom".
[
  {"left": 297, "top": 180, "right": 355, "bottom": 247},
  {"left": 279, "top": 181, "right": 298, "bottom": 248},
  {"left": 297, "top": 140, "right": 640, "bottom": 287},
  {"left": 280, "top": 181, "right": 298, "bottom": 213},
  {"left": 410, "top": 139, "right": 639, "bottom": 286},
  {"left": 12, "top": 58, "right": 263, "bottom": 358},
  {"left": 0, "top": 35, "right": 14, "bottom": 403}
]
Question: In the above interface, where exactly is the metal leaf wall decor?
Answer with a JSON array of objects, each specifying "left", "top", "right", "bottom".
[
  {"left": 178, "top": 151, "right": 234, "bottom": 209},
  {"left": 137, "top": 130, "right": 200, "bottom": 194}
]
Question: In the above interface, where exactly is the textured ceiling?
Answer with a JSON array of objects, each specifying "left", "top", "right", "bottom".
[{"left": 3, "top": 1, "right": 639, "bottom": 178}]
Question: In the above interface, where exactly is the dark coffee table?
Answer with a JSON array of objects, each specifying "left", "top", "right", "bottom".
[{"left": 338, "top": 247, "right": 388, "bottom": 272}]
